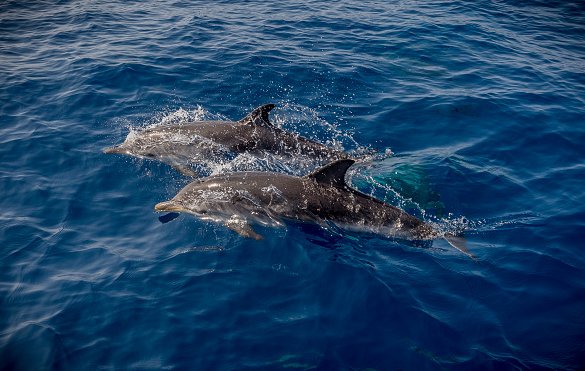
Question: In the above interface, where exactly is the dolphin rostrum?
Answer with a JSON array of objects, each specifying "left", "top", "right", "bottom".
[
  {"left": 154, "top": 159, "right": 471, "bottom": 257},
  {"left": 104, "top": 104, "right": 348, "bottom": 176}
]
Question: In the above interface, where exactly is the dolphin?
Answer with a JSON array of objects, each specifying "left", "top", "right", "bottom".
[
  {"left": 154, "top": 159, "right": 472, "bottom": 257},
  {"left": 104, "top": 104, "right": 348, "bottom": 176}
]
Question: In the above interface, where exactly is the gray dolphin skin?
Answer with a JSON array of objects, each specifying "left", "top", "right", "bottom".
[
  {"left": 104, "top": 104, "right": 347, "bottom": 176},
  {"left": 155, "top": 159, "right": 471, "bottom": 257}
]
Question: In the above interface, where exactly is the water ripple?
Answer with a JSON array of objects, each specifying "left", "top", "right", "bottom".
[{"left": 2, "top": 0, "right": 585, "bottom": 369}]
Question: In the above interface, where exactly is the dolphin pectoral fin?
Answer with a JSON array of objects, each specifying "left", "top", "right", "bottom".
[
  {"left": 238, "top": 104, "right": 275, "bottom": 127},
  {"left": 171, "top": 164, "right": 199, "bottom": 177},
  {"left": 225, "top": 219, "right": 263, "bottom": 240},
  {"left": 444, "top": 234, "right": 476, "bottom": 259}
]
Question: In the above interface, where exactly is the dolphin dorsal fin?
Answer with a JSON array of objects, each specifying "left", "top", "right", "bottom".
[
  {"left": 239, "top": 104, "right": 275, "bottom": 127},
  {"left": 307, "top": 159, "right": 355, "bottom": 188}
]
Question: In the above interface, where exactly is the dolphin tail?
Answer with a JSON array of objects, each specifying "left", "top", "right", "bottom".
[{"left": 444, "top": 233, "right": 475, "bottom": 259}]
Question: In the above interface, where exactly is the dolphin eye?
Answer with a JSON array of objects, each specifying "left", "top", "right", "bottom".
[{"left": 144, "top": 153, "right": 155, "bottom": 158}]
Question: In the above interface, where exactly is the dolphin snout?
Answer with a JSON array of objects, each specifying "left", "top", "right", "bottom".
[
  {"left": 155, "top": 201, "right": 184, "bottom": 212},
  {"left": 103, "top": 146, "right": 127, "bottom": 154}
]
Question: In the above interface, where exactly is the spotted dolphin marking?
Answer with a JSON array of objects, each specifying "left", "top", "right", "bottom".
[
  {"left": 104, "top": 104, "right": 348, "bottom": 176},
  {"left": 155, "top": 159, "right": 472, "bottom": 257}
]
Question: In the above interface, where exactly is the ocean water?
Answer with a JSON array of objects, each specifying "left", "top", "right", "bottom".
[{"left": 1, "top": 0, "right": 585, "bottom": 369}]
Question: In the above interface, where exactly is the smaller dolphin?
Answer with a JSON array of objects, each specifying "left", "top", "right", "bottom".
[
  {"left": 154, "top": 159, "right": 471, "bottom": 257},
  {"left": 104, "top": 104, "right": 348, "bottom": 176}
]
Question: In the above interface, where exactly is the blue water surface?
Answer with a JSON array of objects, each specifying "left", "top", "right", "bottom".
[{"left": 2, "top": 0, "right": 585, "bottom": 369}]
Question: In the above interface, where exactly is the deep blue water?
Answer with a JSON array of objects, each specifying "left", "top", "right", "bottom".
[{"left": 2, "top": 0, "right": 585, "bottom": 369}]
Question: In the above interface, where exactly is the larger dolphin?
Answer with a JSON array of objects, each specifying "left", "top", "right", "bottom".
[
  {"left": 104, "top": 104, "right": 348, "bottom": 176},
  {"left": 154, "top": 159, "right": 471, "bottom": 257}
]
